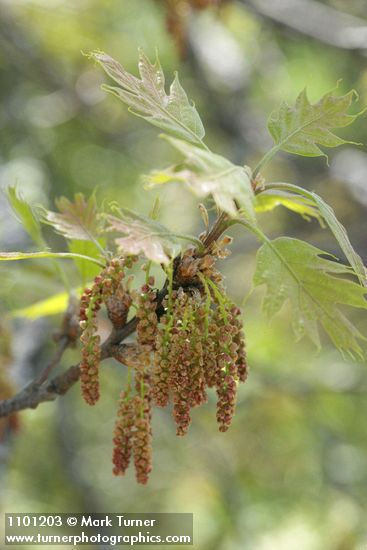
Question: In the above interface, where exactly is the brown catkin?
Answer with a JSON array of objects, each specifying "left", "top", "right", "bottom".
[
  {"left": 103, "top": 258, "right": 132, "bottom": 329},
  {"left": 202, "top": 305, "right": 221, "bottom": 388},
  {"left": 136, "top": 279, "right": 158, "bottom": 349},
  {"left": 80, "top": 332, "right": 101, "bottom": 405},
  {"left": 152, "top": 322, "right": 170, "bottom": 407},
  {"left": 79, "top": 282, "right": 103, "bottom": 405},
  {"left": 79, "top": 258, "right": 134, "bottom": 405},
  {"left": 169, "top": 327, "right": 192, "bottom": 436},
  {"left": 214, "top": 302, "right": 239, "bottom": 432},
  {"left": 167, "top": 290, "right": 191, "bottom": 435},
  {"left": 133, "top": 372, "right": 153, "bottom": 484},
  {"left": 185, "top": 293, "right": 207, "bottom": 408},
  {"left": 231, "top": 306, "right": 249, "bottom": 383},
  {"left": 216, "top": 369, "right": 237, "bottom": 432},
  {"left": 152, "top": 290, "right": 172, "bottom": 407},
  {"left": 112, "top": 388, "right": 135, "bottom": 476},
  {"left": 133, "top": 412, "right": 152, "bottom": 485},
  {"left": 212, "top": 300, "right": 249, "bottom": 432},
  {"left": 166, "top": 290, "right": 207, "bottom": 435}
]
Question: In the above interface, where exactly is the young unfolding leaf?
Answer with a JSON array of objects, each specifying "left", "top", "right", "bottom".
[
  {"left": 42, "top": 193, "right": 105, "bottom": 284},
  {"left": 253, "top": 237, "right": 367, "bottom": 357},
  {"left": 7, "top": 186, "right": 44, "bottom": 246},
  {"left": 268, "top": 88, "right": 363, "bottom": 159},
  {"left": 105, "top": 208, "right": 179, "bottom": 264},
  {"left": 254, "top": 190, "right": 321, "bottom": 221},
  {"left": 43, "top": 193, "right": 102, "bottom": 241},
  {"left": 90, "top": 50, "right": 205, "bottom": 147},
  {"left": 145, "top": 136, "right": 255, "bottom": 220}
]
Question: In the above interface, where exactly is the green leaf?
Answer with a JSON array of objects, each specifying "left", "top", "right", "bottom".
[
  {"left": 7, "top": 186, "right": 44, "bottom": 246},
  {"left": 43, "top": 193, "right": 103, "bottom": 242},
  {"left": 68, "top": 240, "right": 103, "bottom": 286},
  {"left": 145, "top": 136, "right": 255, "bottom": 221},
  {"left": 254, "top": 190, "right": 321, "bottom": 221},
  {"left": 310, "top": 192, "right": 367, "bottom": 287},
  {"left": 90, "top": 49, "right": 205, "bottom": 147},
  {"left": 0, "top": 251, "right": 104, "bottom": 267},
  {"left": 42, "top": 194, "right": 106, "bottom": 281},
  {"left": 12, "top": 290, "right": 81, "bottom": 319},
  {"left": 258, "top": 182, "right": 367, "bottom": 287},
  {"left": 105, "top": 208, "right": 180, "bottom": 264},
  {"left": 268, "top": 87, "right": 363, "bottom": 159},
  {"left": 253, "top": 237, "right": 367, "bottom": 357}
]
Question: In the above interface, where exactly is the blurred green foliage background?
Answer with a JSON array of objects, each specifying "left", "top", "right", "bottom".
[{"left": 1, "top": 1, "right": 367, "bottom": 549}]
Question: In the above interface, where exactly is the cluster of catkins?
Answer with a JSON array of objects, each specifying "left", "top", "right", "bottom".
[
  {"left": 78, "top": 241, "right": 248, "bottom": 484},
  {"left": 153, "top": 246, "right": 248, "bottom": 435}
]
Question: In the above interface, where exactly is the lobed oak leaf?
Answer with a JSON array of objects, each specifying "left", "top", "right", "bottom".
[
  {"left": 105, "top": 208, "right": 179, "bottom": 264},
  {"left": 90, "top": 49, "right": 205, "bottom": 146},
  {"left": 253, "top": 237, "right": 367, "bottom": 358},
  {"left": 43, "top": 193, "right": 102, "bottom": 241},
  {"left": 268, "top": 87, "right": 364, "bottom": 160}
]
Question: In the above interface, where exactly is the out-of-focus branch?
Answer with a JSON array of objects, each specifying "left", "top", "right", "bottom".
[
  {"left": 0, "top": 318, "right": 141, "bottom": 419},
  {"left": 240, "top": 0, "right": 367, "bottom": 50},
  {"left": 0, "top": 364, "right": 80, "bottom": 417}
]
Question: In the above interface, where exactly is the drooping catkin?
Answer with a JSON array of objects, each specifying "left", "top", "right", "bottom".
[
  {"left": 112, "top": 387, "right": 135, "bottom": 476},
  {"left": 132, "top": 371, "right": 153, "bottom": 485},
  {"left": 216, "top": 369, "right": 238, "bottom": 432},
  {"left": 161, "top": 289, "right": 208, "bottom": 435},
  {"left": 202, "top": 305, "right": 221, "bottom": 388},
  {"left": 136, "top": 278, "right": 158, "bottom": 349},
  {"left": 231, "top": 306, "right": 249, "bottom": 383},
  {"left": 152, "top": 313, "right": 171, "bottom": 407},
  {"left": 181, "top": 291, "right": 208, "bottom": 408},
  {"left": 168, "top": 321, "right": 193, "bottom": 435},
  {"left": 79, "top": 258, "right": 132, "bottom": 405},
  {"left": 113, "top": 370, "right": 153, "bottom": 484},
  {"left": 79, "top": 284, "right": 103, "bottom": 405},
  {"left": 209, "top": 297, "right": 250, "bottom": 432},
  {"left": 166, "top": 290, "right": 197, "bottom": 435}
]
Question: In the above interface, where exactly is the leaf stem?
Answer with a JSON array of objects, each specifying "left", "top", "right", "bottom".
[
  {"left": 0, "top": 251, "right": 105, "bottom": 268},
  {"left": 252, "top": 145, "right": 280, "bottom": 180},
  {"left": 256, "top": 181, "right": 313, "bottom": 200},
  {"left": 227, "top": 218, "right": 267, "bottom": 244}
]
